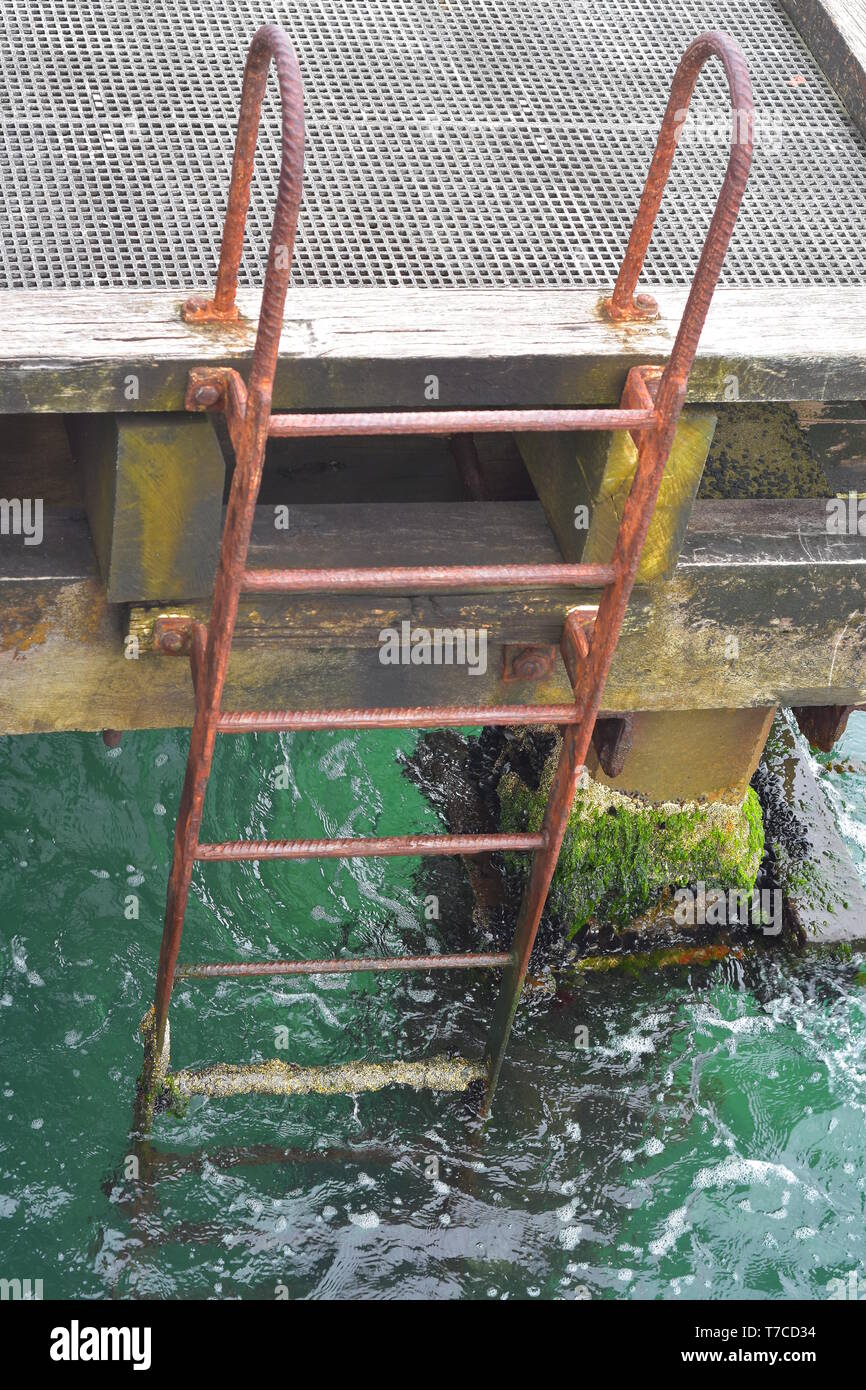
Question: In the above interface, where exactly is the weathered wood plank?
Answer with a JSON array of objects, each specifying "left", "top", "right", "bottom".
[
  {"left": 2, "top": 499, "right": 865, "bottom": 733},
  {"left": 792, "top": 399, "right": 866, "bottom": 494},
  {"left": 66, "top": 414, "right": 226, "bottom": 602},
  {"left": 0, "top": 287, "right": 865, "bottom": 413},
  {"left": 244, "top": 502, "right": 559, "bottom": 567},
  {"left": 782, "top": 1, "right": 866, "bottom": 138},
  {"left": 129, "top": 502, "right": 582, "bottom": 646}
]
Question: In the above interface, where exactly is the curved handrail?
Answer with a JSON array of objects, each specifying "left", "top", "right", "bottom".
[
  {"left": 605, "top": 31, "right": 753, "bottom": 418},
  {"left": 182, "top": 24, "right": 305, "bottom": 405}
]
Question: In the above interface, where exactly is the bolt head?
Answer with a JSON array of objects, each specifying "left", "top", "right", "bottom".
[
  {"left": 633, "top": 292, "right": 660, "bottom": 317},
  {"left": 193, "top": 383, "right": 220, "bottom": 408},
  {"left": 513, "top": 654, "right": 545, "bottom": 680},
  {"left": 159, "top": 629, "right": 184, "bottom": 653},
  {"left": 510, "top": 646, "right": 555, "bottom": 681}
]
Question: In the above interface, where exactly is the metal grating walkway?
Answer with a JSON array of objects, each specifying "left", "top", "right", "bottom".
[{"left": 1, "top": 0, "right": 865, "bottom": 290}]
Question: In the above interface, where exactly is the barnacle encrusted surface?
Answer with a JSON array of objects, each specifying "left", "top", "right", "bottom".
[{"left": 170, "top": 1055, "right": 486, "bottom": 1099}]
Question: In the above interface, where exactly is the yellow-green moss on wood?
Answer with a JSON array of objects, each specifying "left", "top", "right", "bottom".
[
  {"left": 498, "top": 740, "right": 764, "bottom": 934},
  {"left": 698, "top": 404, "right": 830, "bottom": 500}
]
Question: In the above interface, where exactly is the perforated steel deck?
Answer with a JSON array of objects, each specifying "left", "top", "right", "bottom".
[{"left": 0, "top": 0, "right": 864, "bottom": 290}]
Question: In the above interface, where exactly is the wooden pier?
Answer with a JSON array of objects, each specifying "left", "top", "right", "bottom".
[{"left": 0, "top": 0, "right": 865, "bottom": 811}]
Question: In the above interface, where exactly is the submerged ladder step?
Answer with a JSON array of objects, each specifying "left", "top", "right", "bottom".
[
  {"left": 177, "top": 952, "right": 512, "bottom": 978},
  {"left": 240, "top": 562, "right": 616, "bottom": 592},
  {"left": 216, "top": 704, "right": 583, "bottom": 732},
  {"left": 169, "top": 1055, "right": 488, "bottom": 1099},
  {"left": 195, "top": 831, "right": 546, "bottom": 861}
]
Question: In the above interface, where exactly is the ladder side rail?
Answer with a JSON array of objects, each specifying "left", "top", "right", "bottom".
[
  {"left": 585, "top": 32, "right": 754, "bottom": 718},
  {"left": 151, "top": 26, "right": 305, "bottom": 1062},
  {"left": 483, "top": 32, "right": 754, "bottom": 1111}
]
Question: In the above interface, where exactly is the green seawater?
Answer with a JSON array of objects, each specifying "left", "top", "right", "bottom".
[{"left": 0, "top": 720, "right": 865, "bottom": 1301}]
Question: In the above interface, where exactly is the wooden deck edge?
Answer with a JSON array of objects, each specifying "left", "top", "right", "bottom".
[
  {"left": 0, "top": 285, "right": 865, "bottom": 412},
  {"left": 781, "top": 0, "right": 866, "bottom": 138}
]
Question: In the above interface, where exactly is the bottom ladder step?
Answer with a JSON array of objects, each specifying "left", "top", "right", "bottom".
[{"left": 169, "top": 1055, "right": 486, "bottom": 1099}]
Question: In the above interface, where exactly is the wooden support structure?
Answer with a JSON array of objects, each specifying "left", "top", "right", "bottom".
[
  {"left": 586, "top": 707, "right": 776, "bottom": 803},
  {"left": 517, "top": 405, "right": 717, "bottom": 581},
  {"left": 66, "top": 414, "right": 226, "bottom": 602},
  {"left": 1, "top": 498, "right": 865, "bottom": 736},
  {"left": 791, "top": 703, "right": 863, "bottom": 752},
  {"left": 0, "top": 287, "right": 866, "bottom": 416}
]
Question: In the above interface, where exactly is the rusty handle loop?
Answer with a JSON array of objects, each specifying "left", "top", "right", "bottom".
[
  {"left": 573, "top": 30, "right": 753, "bottom": 717},
  {"left": 211, "top": 23, "right": 305, "bottom": 406},
  {"left": 611, "top": 30, "right": 753, "bottom": 414},
  {"left": 150, "top": 27, "right": 304, "bottom": 1063}
]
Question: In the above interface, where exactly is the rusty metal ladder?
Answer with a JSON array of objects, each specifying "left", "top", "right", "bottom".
[{"left": 137, "top": 23, "right": 752, "bottom": 1126}]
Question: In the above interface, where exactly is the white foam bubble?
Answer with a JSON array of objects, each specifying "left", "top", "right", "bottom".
[
  {"left": 348, "top": 1210, "right": 380, "bottom": 1229},
  {"left": 556, "top": 1197, "right": 579, "bottom": 1223},
  {"left": 649, "top": 1204, "right": 690, "bottom": 1258},
  {"left": 694, "top": 1157, "right": 799, "bottom": 1190}
]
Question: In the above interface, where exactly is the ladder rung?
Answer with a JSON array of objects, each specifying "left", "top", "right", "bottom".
[
  {"left": 241, "top": 562, "right": 616, "bottom": 593},
  {"left": 177, "top": 951, "right": 512, "bottom": 979},
  {"left": 169, "top": 1055, "right": 487, "bottom": 1100},
  {"left": 266, "top": 407, "right": 655, "bottom": 438},
  {"left": 216, "top": 704, "right": 583, "bottom": 732},
  {"left": 195, "top": 831, "right": 546, "bottom": 861}
]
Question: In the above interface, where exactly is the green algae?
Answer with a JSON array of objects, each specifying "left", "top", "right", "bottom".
[
  {"left": 498, "top": 742, "right": 764, "bottom": 934},
  {"left": 698, "top": 404, "right": 829, "bottom": 500}
]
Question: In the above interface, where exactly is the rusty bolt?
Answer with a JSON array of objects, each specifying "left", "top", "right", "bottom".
[
  {"left": 502, "top": 644, "right": 557, "bottom": 683},
  {"left": 182, "top": 293, "right": 210, "bottom": 320},
  {"left": 193, "top": 383, "right": 221, "bottom": 408},
  {"left": 599, "top": 290, "right": 660, "bottom": 323},
  {"left": 153, "top": 615, "right": 195, "bottom": 655},
  {"left": 633, "top": 292, "right": 660, "bottom": 317},
  {"left": 182, "top": 293, "right": 240, "bottom": 324}
]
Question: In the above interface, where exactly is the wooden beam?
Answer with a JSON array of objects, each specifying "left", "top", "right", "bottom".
[
  {"left": 791, "top": 399, "right": 866, "bottom": 495},
  {"left": 0, "top": 287, "right": 866, "bottom": 414},
  {"left": 791, "top": 703, "right": 860, "bottom": 750},
  {"left": 66, "top": 414, "right": 226, "bottom": 603},
  {"left": 781, "top": 1, "right": 866, "bottom": 138},
  {"left": 516, "top": 407, "right": 717, "bottom": 582},
  {"left": 2, "top": 499, "right": 866, "bottom": 734},
  {"left": 131, "top": 502, "right": 582, "bottom": 645}
]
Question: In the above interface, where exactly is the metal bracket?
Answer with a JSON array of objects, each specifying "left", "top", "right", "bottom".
[
  {"left": 181, "top": 294, "right": 240, "bottom": 325},
  {"left": 598, "top": 290, "right": 660, "bottom": 322}
]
